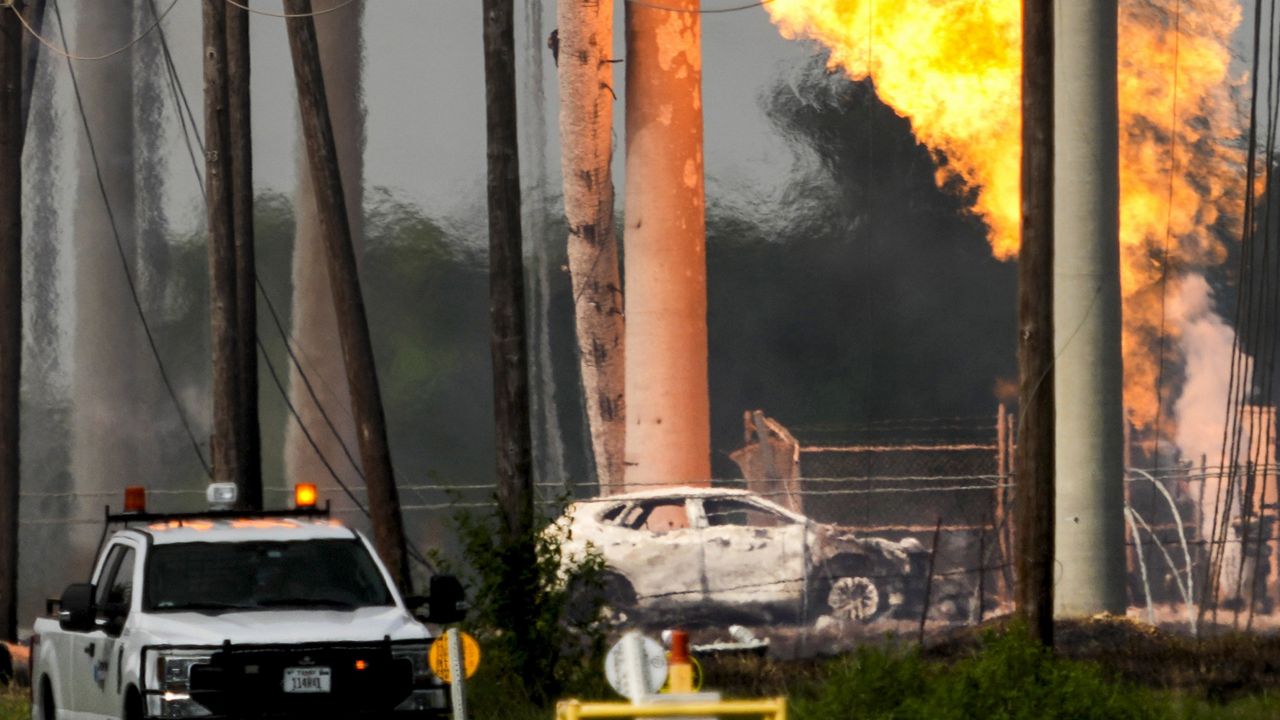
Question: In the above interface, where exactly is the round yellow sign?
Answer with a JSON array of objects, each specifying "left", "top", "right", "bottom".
[{"left": 428, "top": 631, "right": 481, "bottom": 682}]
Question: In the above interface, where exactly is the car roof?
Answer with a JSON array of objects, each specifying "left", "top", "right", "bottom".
[
  {"left": 572, "top": 485, "right": 757, "bottom": 503},
  {"left": 120, "top": 517, "right": 359, "bottom": 545}
]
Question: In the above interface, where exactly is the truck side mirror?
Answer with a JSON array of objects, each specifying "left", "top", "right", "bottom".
[
  {"left": 58, "top": 583, "right": 96, "bottom": 633},
  {"left": 425, "top": 575, "right": 466, "bottom": 624}
]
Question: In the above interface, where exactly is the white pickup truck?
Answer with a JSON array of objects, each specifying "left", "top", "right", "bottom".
[{"left": 29, "top": 484, "right": 465, "bottom": 720}]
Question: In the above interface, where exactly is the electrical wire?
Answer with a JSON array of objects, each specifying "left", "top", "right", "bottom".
[
  {"left": 624, "top": 0, "right": 773, "bottom": 14},
  {"left": 222, "top": 0, "right": 359, "bottom": 19},
  {"left": 50, "top": 0, "right": 213, "bottom": 478},
  {"left": 144, "top": 15, "right": 438, "bottom": 573},
  {"left": 12, "top": 0, "right": 180, "bottom": 61}
]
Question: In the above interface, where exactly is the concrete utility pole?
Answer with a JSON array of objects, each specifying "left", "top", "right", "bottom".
[
  {"left": 1017, "top": 0, "right": 1055, "bottom": 646},
  {"left": 623, "top": 0, "right": 710, "bottom": 490},
  {"left": 482, "top": 0, "right": 534, "bottom": 543},
  {"left": 0, "top": 0, "right": 23, "bottom": 644},
  {"left": 226, "top": 0, "right": 261, "bottom": 509},
  {"left": 18, "top": 0, "right": 43, "bottom": 138},
  {"left": 1053, "top": 0, "right": 1127, "bottom": 616},
  {"left": 282, "top": 0, "right": 410, "bottom": 592},
  {"left": 203, "top": 0, "right": 245, "bottom": 492}
]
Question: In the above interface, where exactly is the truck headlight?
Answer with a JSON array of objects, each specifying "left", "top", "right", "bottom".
[
  {"left": 146, "top": 650, "right": 213, "bottom": 719},
  {"left": 391, "top": 644, "right": 438, "bottom": 686},
  {"left": 158, "top": 655, "right": 210, "bottom": 691}
]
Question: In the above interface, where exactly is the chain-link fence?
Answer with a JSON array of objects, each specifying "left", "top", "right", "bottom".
[{"left": 16, "top": 411, "right": 1280, "bottom": 655}]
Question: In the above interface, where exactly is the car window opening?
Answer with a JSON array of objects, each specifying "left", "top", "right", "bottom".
[{"left": 704, "top": 499, "right": 791, "bottom": 528}]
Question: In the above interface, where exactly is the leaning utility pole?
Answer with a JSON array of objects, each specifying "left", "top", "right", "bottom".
[
  {"left": 0, "top": 0, "right": 23, "bottom": 644},
  {"left": 482, "top": 0, "right": 534, "bottom": 544},
  {"left": 226, "top": 0, "right": 261, "bottom": 509},
  {"left": 203, "top": 0, "right": 245, "bottom": 492},
  {"left": 1017, "top": 0, "right": 1055, "bottom": 647},
  {"left": 282, "top": 0, "right": 410, "bottom": 591}
]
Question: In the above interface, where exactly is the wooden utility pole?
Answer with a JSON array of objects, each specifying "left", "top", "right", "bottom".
[
  {"left": 282, "top": 0, "right": 410, "bottom": 591},
  {"left": 203, "top": 0, "right": 245, "bottom": 492},
  {"left": 0, "top": 0, "right": 23, "bottom": 644},
  {"left": 1016, "top": 0, "right": 1055, "bottom": 647},
  {"left": 225, "top": 0, "right": 260, "bottom": 509},
  {"left": 482, "top": 0, "right": 534, "bottom": 543},
  {"left": 557, "top": 0, "right": 626, "bottom": 495}
]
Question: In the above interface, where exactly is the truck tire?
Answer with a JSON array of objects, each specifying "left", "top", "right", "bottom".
[
  {"left": 40, "top": 678, "right": 55, "bottom": 720},
  {"left": 123, "top": 687, "right": 144, "bottom": 720}
]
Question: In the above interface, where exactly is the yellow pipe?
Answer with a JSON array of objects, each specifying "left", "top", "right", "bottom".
[{"left": 554, "top": 698, "right": 787, "bottom": 718}]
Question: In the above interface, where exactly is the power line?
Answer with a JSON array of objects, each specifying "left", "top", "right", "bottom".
[
  {"left": 625, "top": 0, "right": 774, "bottom": 14},
  {"left": 50, "top": 0, "right": 212, "bottom": 478},
  {"left": 143, "top": 19, "right": 438, "bottom": 573},
  {"left": 221, "top": 0, "right": 359, "bottom": 19},
  {"left": 12, "top": 0, "right": 180, "bottom": 61}
]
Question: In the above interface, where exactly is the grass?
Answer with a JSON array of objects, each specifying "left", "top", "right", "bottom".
[
  {"left": 3, "top": 627, "right": 1277, "bottom": 719},
  {"left": 463, "top": 624, "right": 1280, "bottom": 720},
  {"left": 0, "top": 684, "right": 27, "bottom": 720}
]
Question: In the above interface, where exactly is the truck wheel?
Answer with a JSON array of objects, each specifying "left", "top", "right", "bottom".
[
  {"left": 40, "top": 678, "right": 55, "bottom": 720},
  {"left": 123, "top": 687, "right": 144, "bottom": 720}
]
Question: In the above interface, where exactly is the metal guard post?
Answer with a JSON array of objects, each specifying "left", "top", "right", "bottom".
[{"left": 555, "top": 698, "right": 787, "bottom": 719}]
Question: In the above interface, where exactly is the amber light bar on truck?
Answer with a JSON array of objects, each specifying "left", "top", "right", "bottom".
[{"left": 102, "top": 484, "right": 331, "bottom": 525}]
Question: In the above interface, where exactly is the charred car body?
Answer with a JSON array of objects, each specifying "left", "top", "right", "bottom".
[{"left": 555, "top": 487, "right": 929, "bottom": 625}]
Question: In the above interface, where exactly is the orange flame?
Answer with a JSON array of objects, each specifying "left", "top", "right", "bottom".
[{"left": 766, "top": 0, "right": 1246, "bottom": 431}]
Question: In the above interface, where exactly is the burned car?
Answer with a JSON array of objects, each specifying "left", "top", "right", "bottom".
[{"left": 554, "top": 487, "right": 928, "bottom": 624}]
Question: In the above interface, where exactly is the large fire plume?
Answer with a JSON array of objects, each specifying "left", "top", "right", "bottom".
[{"left": 766, "top": 0, "right": 1247, "bottom": 436}]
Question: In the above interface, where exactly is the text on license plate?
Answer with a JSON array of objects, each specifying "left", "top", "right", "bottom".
[{"left": 283, "top": 667, "right": 331, "bottom": 693}]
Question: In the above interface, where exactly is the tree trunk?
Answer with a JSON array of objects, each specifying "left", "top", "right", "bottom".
[
  {"left": 286, "top": 0, "right": 365, "bottom": 508},
  {"left": 557, "top": 0, "right": 626, "bottom": 495},
  {"left": 283, "top": 0, "right": 409, "bottom": 592},
  {"left": 0, "top": 0, "right": 23, "bottom": 643},
  {"left": 483, "top": 0, "right": 534, "bottom": 543},
  {"left": 622, "top": 0, "right": 709, "bottom": 489}
]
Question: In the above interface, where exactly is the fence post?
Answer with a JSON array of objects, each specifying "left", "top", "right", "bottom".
[{"left": 919, "top": 517, "right": 943, "bottom": 644}]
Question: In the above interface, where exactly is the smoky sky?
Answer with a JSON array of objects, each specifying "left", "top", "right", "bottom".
[{"left": 706, "top": 56, "right": 1018, "bottom": 473}]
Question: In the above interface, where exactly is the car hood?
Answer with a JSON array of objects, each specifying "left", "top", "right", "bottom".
[
  {"left": 812, "top": 524, "right": 915, "bottom": 570},
  {"left": 132, "top": 606, "right": 431, "bottom": 647}
]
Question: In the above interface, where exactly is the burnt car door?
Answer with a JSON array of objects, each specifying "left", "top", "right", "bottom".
[
  {"left": 696, "top": 496, "right": 806, "bottom": 610},
  {"left": 607, "top": 498, "right": 705, "bottom": 606}
]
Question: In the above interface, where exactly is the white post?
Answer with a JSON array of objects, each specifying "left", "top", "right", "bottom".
[
  {"left": 622, "top": 631, "right": 650, "bottom": 703},
  {"left": 447, "top": 628, "right": 467, "bottom": 720},
  {"left": 1053, "top": 0, "right": 1128, "bottom": 615}
]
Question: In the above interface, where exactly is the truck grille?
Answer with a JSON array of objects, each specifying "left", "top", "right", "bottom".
[{"left": 188, "top": 642, "right": 414, "bottom": 717}]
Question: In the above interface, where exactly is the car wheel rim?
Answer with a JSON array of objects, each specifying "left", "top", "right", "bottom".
[{"left": 827, "top": 576, "right": 879, "bottom": 621}]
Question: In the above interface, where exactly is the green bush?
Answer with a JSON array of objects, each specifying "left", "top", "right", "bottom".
[
  {"left": 441, "top": 504, "right": 609, "bottom": 713},
  {"left": 792, "top": 627, "right": 1158, "bottom": 720}
]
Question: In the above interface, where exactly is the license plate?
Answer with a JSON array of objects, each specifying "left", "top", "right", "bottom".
[{"left": 283, "top": 667, "right": 331, "bottom": 693}]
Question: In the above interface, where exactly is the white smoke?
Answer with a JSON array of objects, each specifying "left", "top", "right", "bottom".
[{"left": 1171, "top": 274, "right": 1247, "bottom": 464}]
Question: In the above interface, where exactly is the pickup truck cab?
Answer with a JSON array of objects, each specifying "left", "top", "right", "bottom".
[{"left": 30, "top": 484, "right": 464, "bottom": 720}]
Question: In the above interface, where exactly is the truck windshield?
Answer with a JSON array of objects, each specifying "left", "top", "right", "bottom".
[{"left": 145, "top": 540, "right": 394, "bottom": 612}]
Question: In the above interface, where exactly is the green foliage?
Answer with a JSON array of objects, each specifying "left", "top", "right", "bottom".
[
  {"left": 442, "top": 504, "right": 608, "bottom": 711},
  {"left": 791, "top": 627, "right": 1161, "bottom": 720}
]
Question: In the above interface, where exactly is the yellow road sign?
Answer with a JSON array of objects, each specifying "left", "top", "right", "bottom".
[{"left": 428, "top": 631, "right": 480, "bottom": 682}]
